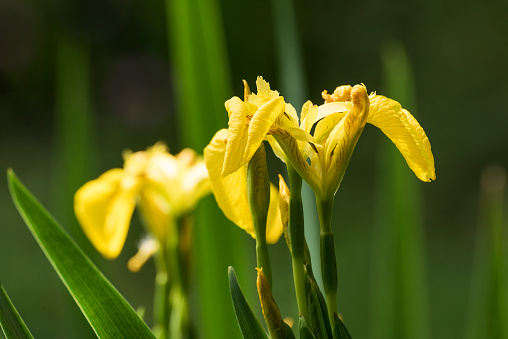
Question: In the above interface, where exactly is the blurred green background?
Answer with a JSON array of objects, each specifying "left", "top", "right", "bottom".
[{"left": 1, "top": 0, "right": 507, "bottom": 338}]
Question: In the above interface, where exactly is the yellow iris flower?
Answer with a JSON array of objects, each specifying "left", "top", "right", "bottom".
[
  {"left": 268, "top": 83, "right": 435, "bottom": 199},
  {"left": 221, "top": 77, "right": 286, "bottom": 176},
  {"left": 74, "top": 143, "right": 210, "bottom": 259},
  {"left": 204, "top": 129, "right": 282, "bottom": 244}
]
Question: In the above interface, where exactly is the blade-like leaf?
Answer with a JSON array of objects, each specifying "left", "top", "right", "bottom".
[
  {"left": 228, "top": 267, "right": 268, "bottom": 339},
  {"left": 0, "top": 283, "right": 34, "bottom": 339},
  {"left": 7, "top": 170, "right": 155, "bottom": 339},
  {"left": 333, "top": 313, "right": 352, "bottom": 339},
  {"left": 299, "top": 315, "right": 317, "bottom": 339},
  {"left": 304, "top": 266, "right": 332, "bottom": 339}
]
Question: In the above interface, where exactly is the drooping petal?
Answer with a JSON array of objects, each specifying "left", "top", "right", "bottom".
[
  {"left": 324, "top": 84, "right": 370, "bottom": 197},
  {"left": 74, "top": 169, "right": 139, "bottom": 259},
  {"left": 368, "top": 95, "right": 436, "bottom": 182},
  {"left": 137, "top": 183, "right": 174, "bottom": 241},
  {"left": 204, "top": 129, "right": 255, "bottom": 237},
  {"left": 244, "top": 97, "right": 285, "bottom": 164},
  {"left": 266, "top": 184, "right": 283, "bottom": 244},
  {"left": 325, "top": 85, "right": 369, "bottom": 157}
]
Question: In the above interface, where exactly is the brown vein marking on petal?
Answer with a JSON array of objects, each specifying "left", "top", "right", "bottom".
[
  {"left": 330, "top": 143, "right": 337, "bottom": 157},
  {"left": 283, "top": 112, "right": 290, "bottom": 120},
  {"left": 309, "top": 142, "right": 318, "bottom": 154}
]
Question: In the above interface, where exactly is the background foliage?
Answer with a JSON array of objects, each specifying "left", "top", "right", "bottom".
[{"left": 1, "top": 0, "right": 507, "bottom": 338}]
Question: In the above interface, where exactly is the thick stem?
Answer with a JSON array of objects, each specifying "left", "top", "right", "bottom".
[
  {"left": 247, "top": 145, "right": 273, "bottom": 289},
  {"left": 317, "top": 196, "right": 338, "bottom": 327},
  {"left": 287, "top": 165, "right": 309, "bottom": 320}
]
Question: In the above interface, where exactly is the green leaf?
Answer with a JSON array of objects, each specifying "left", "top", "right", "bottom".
[
  {"left": 0, "top": 283, "right": 34, "bottom": 339},
  {"left": 332, "top": 314, "right": 352, "bottom": 339},
  {"left": 228, "top": 267, "right": 268, "bottom": 339},
  {"left": 304, "top": 265, "right": 332, "bottom": 339},
  {"left": 7, "top": 170, "right": 155, "bottom": 339},
  {"left": 298, "top": 316, "right": 317, "bottom": 339}
]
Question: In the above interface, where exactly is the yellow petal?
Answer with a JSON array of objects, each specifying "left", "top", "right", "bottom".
[
  {"left": 324, "top": 85, "right": 370, "bottom": 197},
  {"left": 368, "top": 95, "right": 436, "bottom": 182},
  {"left": 325, "top": 85, "right": 369, "bottom": 157},
  {"left": 204, "top": 129, "right": 255, "bottom": 237},
  {"left": 272, "top": 129, "right": 320, "bottom": 193},
  {"left": 266, "top": 184, "right": 283, "bottom": 244},
  {"left": 74, "top": 169, "right": 139, "bottom": 259},
  {"left": 283, "top": 102, "right": 299, "bottom": 128},
  {"left": 256, "top": 267, "right": 284, "bottom": 337},
  {"left": 266, "top": 135, "right": 287, "bottom": 164},
  {"left": 285, "top": 126, "right": 317, "bottom": 144},
  {"left": 314, "top": 102, "right": 350, "bottom": 142},
  {"left": 278, "top": 174, "right": 291, "bottom": 250},
  {"left": 244, "top": 97, "right": 285, "bottom": 164},
  {"left": 137, "top": 183, "right": 174, "bottom": 241},
  {"left": 300, "top": 101, "right": 319, "bottom": 133},
  {"left": 223, "top": 96, "right": 249, "bottom": 176},
  {"left": 182, "top": 161, "right": 211, "bottom": 210},
  {"left": 248, "top": 76, "right": 280, "bottom": 107},
  {"left": 316, "top": 102, "right": 348, "bottom": 121},
  {"left": 127, "top": 238, "right": 159, "bottom": 272}
]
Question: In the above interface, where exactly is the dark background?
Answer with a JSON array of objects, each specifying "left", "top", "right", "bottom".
[{"left": 1, "top": 0, "right": 507, "bottom": 338}]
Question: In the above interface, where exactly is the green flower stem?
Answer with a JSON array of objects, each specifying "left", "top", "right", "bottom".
[
  {"left": 254, "top": 221, "right": 272, "bottom": 289},
  {"left": 153, "top": 215, "right": 193, "bottom": 339},
  {"left": 287, "top": 165, "right": 309, "bottom": 320},
  {"left": 153, "top": 246, "right": 171, "bottom": 339},
  {"left": 247, "top": 145, "right": 273, "bottom": 289},
  {"left": 317, "top": 196, "right": 338, "bottom": 326},
  {"left": 168, "top": 215, "right": 193, "bottom": 339}
]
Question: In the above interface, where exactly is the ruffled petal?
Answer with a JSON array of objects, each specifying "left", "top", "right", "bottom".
[
  {"left": 204, "top": 129, "right": 255, "bottom": 237},
  {"left": 74, "top": 169, "right": 139, "bottom": 259},
  {"left": 368, "top": 95, "right": 436, "bottom": 182},
  {"left": 248, "top": 76, "right": 280, "bottom": 107},
  {"left": 223, "top": 96, "right": 250, "bottom": 176},
  {"left": 244, "top": 97, "right": 285, "bottom": 164}
]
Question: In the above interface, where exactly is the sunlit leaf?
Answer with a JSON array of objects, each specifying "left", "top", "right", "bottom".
[
  {"left": 228, "top": 267, "right": 268, "bottom": 339},
  {"left": 7, "top": 169, "right": 155, "bottom": 339}
]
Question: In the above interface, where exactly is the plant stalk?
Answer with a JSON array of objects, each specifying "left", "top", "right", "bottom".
[
  {"left": 317, "top": 196, "right": 338, "bottom": 327},
  {"left": 287, "top": 165, "right": 309, "bottom": 320}
]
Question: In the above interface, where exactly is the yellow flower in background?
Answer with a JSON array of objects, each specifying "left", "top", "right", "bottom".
[
  {"left": 74, "top": 144, "right": 210, "bottom": 259},
  {"left": 204, "top": 129, "right": 283, "bottom": 244}
]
